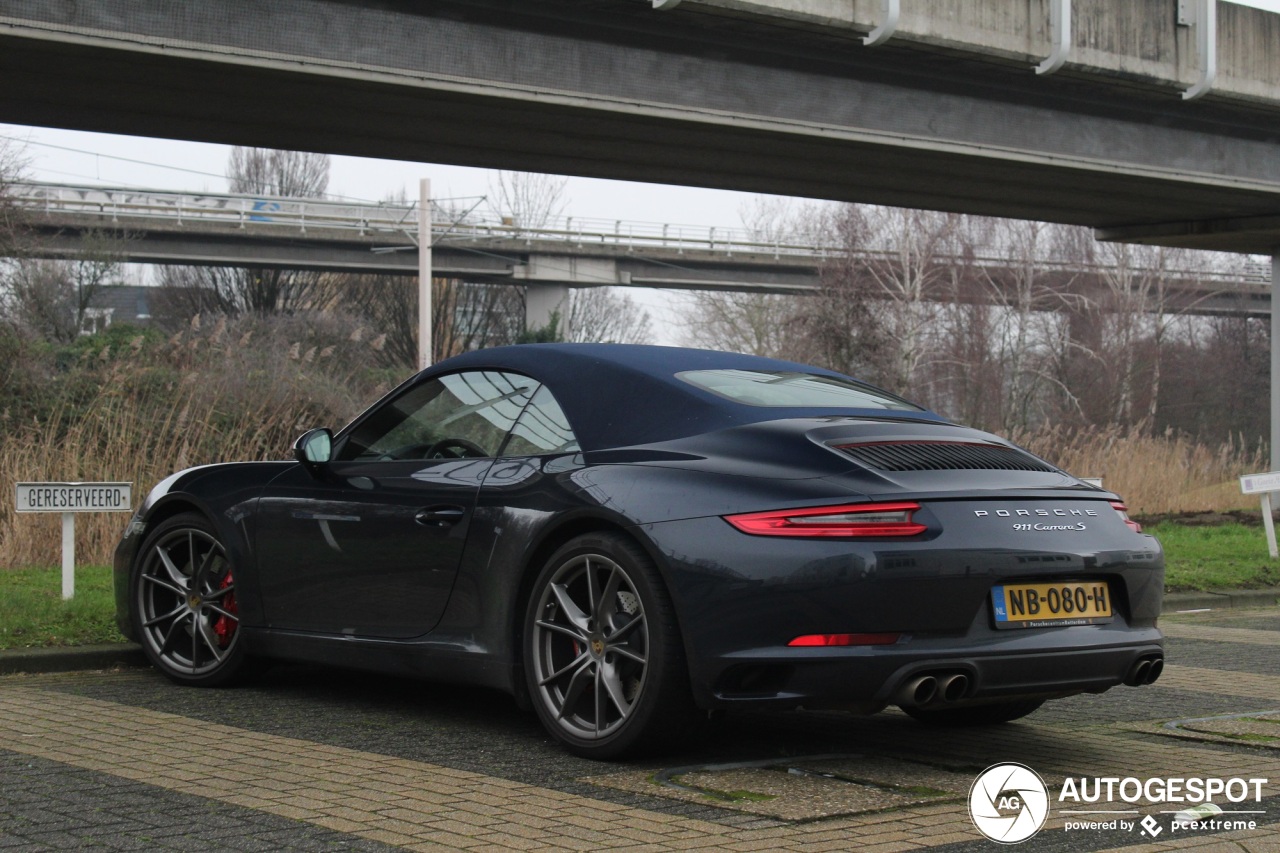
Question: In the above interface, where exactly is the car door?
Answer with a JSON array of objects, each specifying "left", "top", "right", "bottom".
[{"left": 255, "top": 370, "right": 537, "bottom": 638}]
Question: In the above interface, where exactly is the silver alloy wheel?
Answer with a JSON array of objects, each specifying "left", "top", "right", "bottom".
[
  {"left": 137, "top": 526, "right": 240, "bottom": 676},
  {"left": 530, "top": 553, "right": 649, "bottom": 740}
]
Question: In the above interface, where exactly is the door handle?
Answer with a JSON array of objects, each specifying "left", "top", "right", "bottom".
[{"left": 415, "top": 505, "right": 466, "bottom": 527}]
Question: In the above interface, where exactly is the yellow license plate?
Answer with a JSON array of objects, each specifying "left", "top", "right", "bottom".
[{"left": 991, "top": 581, "right": 1113, "bottom": 629}]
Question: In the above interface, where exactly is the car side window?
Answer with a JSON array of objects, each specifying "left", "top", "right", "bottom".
[
  {"left": 338, "top": 371, "right": 537, "bottom": 461},
  {"left": 500, "top": 384, "right": 580, "bottom": 456}
]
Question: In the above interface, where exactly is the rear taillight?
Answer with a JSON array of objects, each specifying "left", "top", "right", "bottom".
[
  {"left": 724, "top": 501, "right": 927, "bottom": 538},
  {"left": 1110, "top": 501, "right": 1142, "bottom": 533}
]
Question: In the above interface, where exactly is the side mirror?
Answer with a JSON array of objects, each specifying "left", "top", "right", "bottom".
[{"left": 293, "top": 428, "right": 333, "bottom": 477}]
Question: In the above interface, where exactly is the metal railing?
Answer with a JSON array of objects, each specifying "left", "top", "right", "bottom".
[
  {"left": 10, "top": 182, "right": 831, "bottom": 259},
  {"left": 9, "top": 181, "right": 1273, "bottom": 286}
]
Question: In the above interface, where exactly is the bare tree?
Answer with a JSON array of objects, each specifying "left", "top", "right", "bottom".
[
  {"left": 965, "top": 219, "right": 1090, "bottom": 431},
  {"left": 487, "top": 170, "right": 644, "bottom": 344},
  {"left": 857, "top": 206, "right": 965, "bottom": 394},
  {"left": 783, "top": 206, "right": 888, "bottom": 381},
  {"left": 483, "top": 171, "right": 574, "bottom": 341},
  {"left": 228, "top": 147, "right": 330, "bottom": 198},
  {"left": 2, "top": 231, "right": 125, "bottom": 343},
  {"left": 737, "top": 195, "right": 830, "bottom": 246},
  {"left": 567, "top": 288, "right": 652, "bottom": 344},
  {"left": 432, "top": 279, "right": 525, "bottom": 358},
  {"left": 680, "top": 291, "right": 797, "bottom": 357},
  {"left": 325, "top": 186, "right": 530, "bottom": 364},
  {"left": 679, "top": 196, "right": 826, "bottom": 357},
  {"left": 487, "top": 171, "right": 569, "bottom": 230},
  {"left": 156, "top": 147, "right": 330, "bottom": 320},
  {"left": 0, "top": 138, "right": 28, "bottom": 259},
  {"left": 778, "top": 204, "right": 968, "bottom": 394},
  {"left": 334, "top": 273, "right": 525, "bottom": 368},
  {"left": 1159, "top": 313, "right": 1269, "bottom": 442}
]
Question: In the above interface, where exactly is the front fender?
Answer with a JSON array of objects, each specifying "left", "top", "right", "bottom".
[{"left": 112, "top": 462, "right": 293, "bottom": 638}]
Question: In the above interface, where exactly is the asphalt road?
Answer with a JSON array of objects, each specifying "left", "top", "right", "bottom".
[{"left": 1, "top": 607, "right": 1278, "bottom": 852}]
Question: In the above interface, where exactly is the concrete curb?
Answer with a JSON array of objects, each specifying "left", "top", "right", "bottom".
[
  {"left": 1162, "top": 587, "right": 1280, "bottom": 613},
  {"left": 0, "top": 642, "right": 146, "bottom": 675}
]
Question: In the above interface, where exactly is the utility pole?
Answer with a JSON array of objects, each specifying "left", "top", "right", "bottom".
[
  {"left": 1273, "top": 253, "right": 1279, "bottom": 474},
  {"left": 418, "top": 178, "right": 433, "bottom": 369}
]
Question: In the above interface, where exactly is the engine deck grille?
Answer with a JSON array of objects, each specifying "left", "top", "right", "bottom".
[{"left": 836, "top": 441, "right": 1057, "bottom": 473}]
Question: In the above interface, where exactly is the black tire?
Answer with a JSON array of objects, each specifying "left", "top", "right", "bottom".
[
  {"left": 523, "top": 532, "right": 696, "bottom": 759},
  {"left": 903, "top": 699, "right": 1045, "bottom": 727},
  {"left": 131, "top": 512, "right": 248, "bottom": 687}
]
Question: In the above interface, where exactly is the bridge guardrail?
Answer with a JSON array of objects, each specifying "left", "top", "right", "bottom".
[
  {"left": 9, "top": 182, "right": 1271, "bottom": 287},
  {"left": 10, "top": 182, "right": 834, "bottom": 259}
]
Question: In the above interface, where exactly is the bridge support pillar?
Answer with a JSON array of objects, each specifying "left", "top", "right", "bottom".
[{"left": 526, "top": 285, "right": 570, "bottom": 338}]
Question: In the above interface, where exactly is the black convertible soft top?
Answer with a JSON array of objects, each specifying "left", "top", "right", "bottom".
[{"left": 427, "top": 344, "right": 947, "bottom": 452}]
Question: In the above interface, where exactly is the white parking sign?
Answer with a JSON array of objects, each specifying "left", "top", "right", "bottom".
[
  {"left": 16, "top": 482, "right": 132, "bottom": 513},
  {"left": 15, "top": 481, "right": 133, "bottom": 599},
  {"left": 1239, "top": 471, "right": 1280, "bottom": 559}
]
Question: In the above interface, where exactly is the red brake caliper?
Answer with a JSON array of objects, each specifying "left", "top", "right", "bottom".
[{"left": 213, "top": 573, "right": 237, "bottom": 648}]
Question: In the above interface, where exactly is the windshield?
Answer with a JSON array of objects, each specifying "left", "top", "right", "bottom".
[{"left": 677, "top": 369, "right": 922, "bottom": 411}]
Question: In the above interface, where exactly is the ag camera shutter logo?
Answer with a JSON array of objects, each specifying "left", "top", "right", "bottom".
[{"left": 969, "top": 763, "right": 1050, "bottom": 843}]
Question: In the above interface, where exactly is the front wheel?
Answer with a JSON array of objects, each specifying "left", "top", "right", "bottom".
[
  {"left": 131, "top": 513, "right": 248, "bottom": 687},
  {"left": 523, "top": 533, "right": 695, "bottom": 759},
  {"left": 903, "top": 699, "right": 1045, "bottom": 727}
]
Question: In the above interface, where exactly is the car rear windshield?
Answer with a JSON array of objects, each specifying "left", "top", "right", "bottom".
[{"left": 677, "top": 369, "right": 922, "bottom": 411}]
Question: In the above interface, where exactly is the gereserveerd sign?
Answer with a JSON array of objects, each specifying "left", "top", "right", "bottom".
[
  {"left": 1239, "top": 471, "right": 1280, "bottom": 559},
  {"left": 15, "top": 482, "right": 133, "bottom": 513}
]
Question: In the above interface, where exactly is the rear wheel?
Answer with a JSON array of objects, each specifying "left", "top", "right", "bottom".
[
  {"left": 524, "top": 533, "right": 695, "bottom": 759},
  {"left": 132, "top": 513, "right": 247, "bottom": 687},
  {"left": 903, "top": 699, "right": 1044, "bottom": 727}
]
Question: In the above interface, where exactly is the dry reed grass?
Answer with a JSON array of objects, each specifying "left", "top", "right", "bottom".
[
  {"left": 1, "top": 380, "right": 293, "bottom": 567},
  {"left": 1017, "top": 425, "right": 1266, "bottom": 516},
  {"left": 0, "top": 324, "right": 1267, "bottom": 566},
  {"left": 0, "top": 313, "right": 394, "bottom": 568}
]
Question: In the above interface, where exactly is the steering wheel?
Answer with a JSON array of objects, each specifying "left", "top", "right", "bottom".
[{"left": 422, "top": 438, "right": 488, "bottom": 459}]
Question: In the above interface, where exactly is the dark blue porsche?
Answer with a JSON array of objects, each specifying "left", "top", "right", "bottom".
[{"left": 115, "top": 344, "right": 1164, "bottom": 758}]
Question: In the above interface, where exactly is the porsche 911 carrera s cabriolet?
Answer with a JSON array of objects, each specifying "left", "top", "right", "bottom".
[{"left": 115, "top": 343, "right": 1164, "bottom": 758}]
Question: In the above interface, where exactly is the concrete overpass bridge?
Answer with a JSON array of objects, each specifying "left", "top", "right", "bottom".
[
  {"left": 2, "top": 0, "right": 1279, "bottom": 254},
  {"left": 14, "top": 182, "right": 1273, "bottom": 324},
  {"left": 1, "top": 0, "right": 1279, "bottom": 454}
]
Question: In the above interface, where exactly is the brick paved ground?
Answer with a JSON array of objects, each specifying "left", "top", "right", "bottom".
[{"left": 1, "top": 608, "right": 1278, "bottom": 852}]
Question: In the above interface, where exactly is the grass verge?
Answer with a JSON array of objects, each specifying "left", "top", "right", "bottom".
[
  {"left": 0, "top": 565, "right": 126, "bottom": 649},
  {"left": 1150, "top": 522, "right": 1280, "bottom": 592}
]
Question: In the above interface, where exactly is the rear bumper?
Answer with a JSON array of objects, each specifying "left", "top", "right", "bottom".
[
  {"left": 639, "top": 509, "right": 1165, "bottom": 710},
  {"left": 706, "top": 631, "right": 1163, "bottom": 709}
]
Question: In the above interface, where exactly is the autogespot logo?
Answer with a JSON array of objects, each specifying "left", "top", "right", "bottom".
[{"left": 969, "top": 763, "right": 1051, "bottom": 843}]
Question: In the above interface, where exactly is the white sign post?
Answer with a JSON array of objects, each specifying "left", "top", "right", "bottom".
[
  {"left": 15, "top": 482, "right": 133, "bottom": 599},
  {"left": 1239, "top": 472, "right": 1280, "bottom": 559}
]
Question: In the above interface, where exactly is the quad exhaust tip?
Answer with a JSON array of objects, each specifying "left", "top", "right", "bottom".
[
  {"left": 893, "top": 672, "right": 971, "bottom": 707},
  {"left": 938, "top": 673, "right": 970, "bottom": 703},
  {"left": 894, "top": 675, "right": 938, "bottom": 706},
  {"left": 1124, "top": 655, "right": 1164, "bottom": 686}
]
